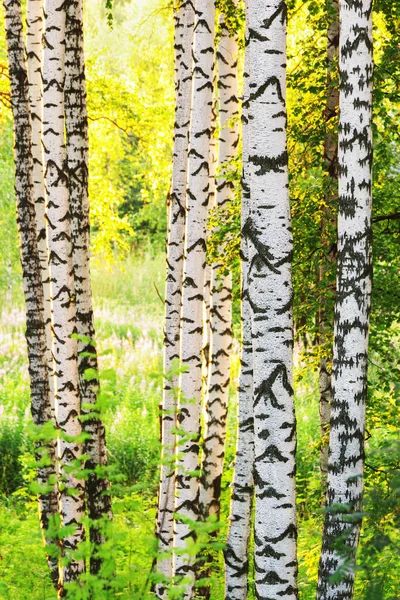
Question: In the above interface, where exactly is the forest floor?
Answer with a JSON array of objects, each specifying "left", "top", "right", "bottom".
[{"left": 0, "top": 253, "right": 397, "bottom": 599}]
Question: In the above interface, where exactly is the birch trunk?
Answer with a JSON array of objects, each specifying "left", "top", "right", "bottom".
[
  {"left": 43, "top": 0, "right": 85, "bottom": 592},
  {"left": 245, "top": 2, "right": 298, "bottom": 598},
  {"left": 225, "top": 10, "right": 254, "bottom": 598},
  {"left": 317, "top": 1, "right": 373, "bottom": 597},
  {"left": 200, "top": 15, "right": 238, "bottom": 522},
  {"left": 3, "top": 0, "right": 58, "bottom": 585},
  {"left": 155, "top": 2, "right": 194, "bottom": 596},
  {"left": 64, "top": 0, "right": 112, "bottom": 577},
  {"left": 26, "top": 0, "right": 55, "bottom": 417},
  {"left": 174, "top": 0, "right": 215, "bottom": 593},
  {"left": 319, "top": 0, "right": 339, "bottom": 484}
]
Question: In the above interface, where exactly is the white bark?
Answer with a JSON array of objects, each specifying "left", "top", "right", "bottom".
[
  {"left": 26, "top": 0, "right": 55, "bottom": 416},
  {"left": 155, "top": 2, "right": 194, "bottom": 596},
  {"left": 200, "top": 15, "right": 238, "bottom": 522},
  {"left": 245, "top": 2, "right": 297, "bottom": 598},
  {"left": 225, "top": 9, "right": 254, "bottom": 598},
  {"left": 319, "top": 0, "right": 339, "bottom": 483},
  {"left": 3, "top": 0, "right": 58, "bottom": 586},
  {"left": 174, "top": 0, "right": 215, "bottom": 593},
  {"left": 43, "top": 0, "right": 85, "bottom": 591},
  {"left": 64, "top": 0, "right": 112, "bottom": 576},
  {"left": 317, "top": 1, "right": 373, "bottom": 598}
]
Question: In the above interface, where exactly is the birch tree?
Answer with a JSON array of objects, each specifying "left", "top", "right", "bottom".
[
  {"left": 43, "top": 0, "right": 85, "bottom": 590},
  {"left": 155, "top": 1, "right": 194, "bottom": 596},
  {"left": 224, "top": 7, "right": 254, "bottom": 598},
  {"left": 319, "top": 0, "right": 339, "bottom": 484},
  {"left": 26, "top": 0, "right": 55, "bottom": 415},
  {"left": 200, "top": 13, "right": 238, "bottom": 523},
  {"left": 245, "top": 1, "right": 297, "bottom": 598},
  {"left": 3, "top": 0, "right": 58, "bottom": 585},
  {"left": 64, "top": 0, "right": 111, "bottom": 576},
  {"left": 317, "top": 1, "right": 373, "bottom": 597},
  {"left": 174, "top": 0, "right": 215, "bottom": 592}
]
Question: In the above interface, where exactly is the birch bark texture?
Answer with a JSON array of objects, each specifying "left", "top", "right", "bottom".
[
  {"left": 319, "top": 0, "right": 339, "bottom": 483},
  {"left": 225, "top": 9, "right": 254, "bottom": 598},
  {"left": 155, "top": 1, "right": 194, "bottom": 596},
  {"left": 317, "top": 1, "right": 373, "bottom": 598},
  {"left": 26, "top": 0, "right": 55, "bottom": 416},
  {"left": 200, "top": 14, "right": 238, "bottom": 522},
  {"left": 43, "top": 0, "right": 85, "bottom": 591},
  {"left": 244, "top": 2, "right": 298, "bottom": 598},
  {"left": 64, "top": 0, "right": 112, "bottom": 576},
  {"left": 174, "top": 0, "right": 215, "bottom": 591},
  {"left": 3, "top": 0, "right": 58, "bottom": 585}
]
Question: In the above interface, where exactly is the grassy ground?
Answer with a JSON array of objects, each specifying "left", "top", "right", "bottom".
[{"left": 0, "top": 253, "right": 398, "bottom": 599}]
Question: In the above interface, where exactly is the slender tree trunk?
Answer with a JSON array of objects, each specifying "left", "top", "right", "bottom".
[
  {"left": 200, "top": 14, "right": 238, "bottom": 522},
  {"left": 3, "top": 0, "right": 59, "bottom": 586},
  {"left": 244, "top": 2, "right": 298, "bottom": 598},
  {"left": 26, "top": 0, "right": 56, "bottom": 418},
  {"left": 224, "top": 10, "right": 254, "bottom": 599},
  {"left": 319, "top": 0, "right": 339, "bottom": 485},
  {"left": 155, "top": 2, "right": 194, "bottom": 596},
  {"left": 64, "top": 0, "right": 112, "bottom": 577},
  {"left": 317, "top": 1, "right": 373, "bottom": 598},
  {"left": 202, "top": 64, "right": 219, "bottom": 389},
  {"left": 43, "top": 1, "right": 86, "bottom": 593},
  {"left": 174, "top": 0, "right": 215, "bottom": 594}
]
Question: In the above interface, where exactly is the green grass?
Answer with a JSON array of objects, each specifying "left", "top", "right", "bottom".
[{"left": 0, "top": 253, "right": 399, "bottom": 599}]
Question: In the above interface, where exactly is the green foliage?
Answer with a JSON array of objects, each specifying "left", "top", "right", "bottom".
[
  {"left": 0, "top": 419, "right": 26, "bottom": 495},
  {"left": 85, "top": 0, "right": 174, "bottom": 258}
]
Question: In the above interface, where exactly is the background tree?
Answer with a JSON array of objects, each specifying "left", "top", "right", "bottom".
[
  {"left": 224, "top": 4, "right": 254, "bottom": 598},
  {"left": 173, "top": 0, "right": 216, "bottom": 592},
  {"left": 317, "top": 1, "right": 373, "bottom": 597},
  {"left": 155, "top": 1, "right": 194, "bottom": 596}
]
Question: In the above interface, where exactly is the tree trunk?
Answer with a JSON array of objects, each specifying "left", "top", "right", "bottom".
[
  {"left": 319, "top": 0, "right": 339, "bottom": 486},
  {"left": 317, "top": 1, "right": 373, "bottom": 598},
  {"left": 26, "top": 0, "right": 56, "bottom": 419},
  {"left": 3, "top": 0, "right": 59, "bottom": 586},
  {"left": 43, "top": 1, "right": 86, "bottom": 593},
  {"left": 224, "top": 9, "right": 254, "bottom": 599},
  {"left": 200, "top": 14, "right": 238, "bottom": 523},
  {"left": 64, "top": 0, "right": 112, "bottom": 577},
  {"left": 245, "top": 2, "right": 298, "bottom": 598},
  {"left": 173, "top": 0, "right": 215, "bottom": 594},
  {"left": 155, "top": 1, "right": 194, "bottom": 597}
]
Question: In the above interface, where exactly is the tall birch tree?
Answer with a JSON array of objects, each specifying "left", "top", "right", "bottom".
[
  {"left": 200, "top": 13, "right": 238, "bottom": 523},
  {"left": 43, "top": 0, "right": 85, "bottom": 591},
  {"left": 245, "top": 1, "right": 297, "bottom": 598},
  {"left": 26, "top": 0, "right": 55, "bottom": 415},
  {"left": 319, "top": 0, "right": 339, "bottom": 484},
  {"left": 224, "top": 8, "right": 254, "bottom": 598},
  {"left": 155, "top": 1, "right": 194, "bottom": 596},
  {"left": 317, "top": 1, "right": 373, "bottom": 597},
  {"left": 64, "top": 0, "right": 111, "bottom": 576},
  {"left": 3, "top": 0, "right": 58, "bottom": 585},
  {"left": 174, "top": 0, "right": 215, "bottom": 592}
]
